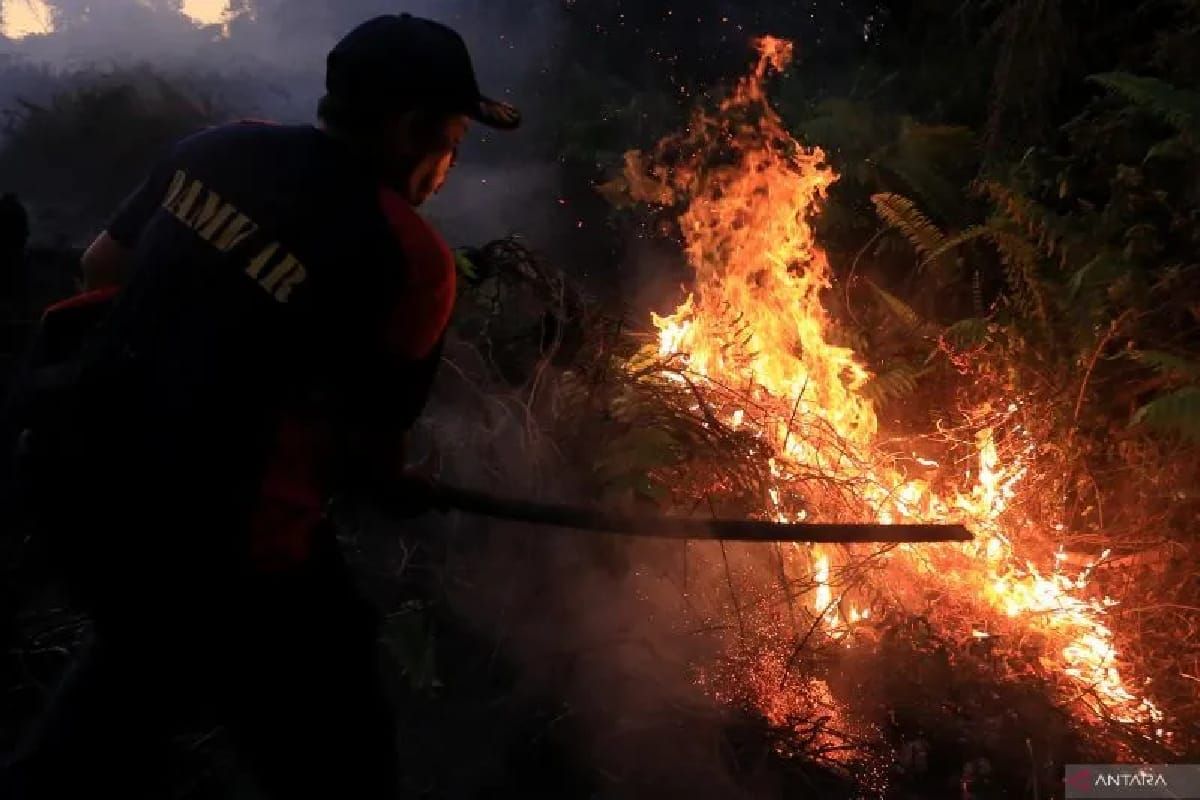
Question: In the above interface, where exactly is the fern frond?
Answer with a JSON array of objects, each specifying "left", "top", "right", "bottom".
[
  {"left": 921, "top": 225, "right": 992, "bottom": 269},
  {"left": 1132, "top": 386, "right": 1200, "bottom": 441},
  {"left": 880, "top": 119, "right": 978, "bottom": 224},
  {"left": 988, "top": 229, "right": 1051, "bottom": 325},
  {"left": 976, "top": 180, "right": 1072, "bottom": 263},
  {"left": 862, "top": 363, "right": 925, "bottom": 406},
  {"left": 870, "top": 192, "right": 948, "bottom": 262},
  {"left": 943, "top": 317, "right": 990, "bottom": 350},
  {"left": 864, "top": 278, "right": 929, "bottom": 331},
  {"left": 1067, "top": 252, "right": 1130, "bottom": 299},
  {"left": 1089, "top": 72, "right": 1200, "bottom": 136},
  {"left": 1128, "top": 350, "right": 1200, "bottom": 382}
]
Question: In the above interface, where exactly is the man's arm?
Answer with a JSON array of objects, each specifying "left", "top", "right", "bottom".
[
  {"left": 82, "top": 147, "right": 180, "bottom": 289},
  {"left": 80, "top": 231, "right": 132, "bottom": 291},
  {"left": 352, "top": 334, "right": 445, "bottom": 490},
  {"left": 352, "top": 187, "right": 457, "bottom": 493}
]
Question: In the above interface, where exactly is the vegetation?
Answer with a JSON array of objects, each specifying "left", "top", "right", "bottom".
[
  {"left": 0, "top": 65, "right": 223, "bottom": 246},
  {"left": 551, "top": 0, "right": 1200, "bottom": 780},
  {"left": 1, "top": 1, "right": 1199, "bottom": 795}
]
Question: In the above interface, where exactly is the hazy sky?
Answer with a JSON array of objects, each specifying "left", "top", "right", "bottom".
[{"left": 0, "top": 1, "right": 569, "bottom": 249}]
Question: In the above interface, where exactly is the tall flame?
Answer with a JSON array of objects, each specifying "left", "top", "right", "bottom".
[{"left": 625, "top": 36, "right": 1163, "bottom": 737}]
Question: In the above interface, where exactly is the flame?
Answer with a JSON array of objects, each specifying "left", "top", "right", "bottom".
[
  {"left": 2, "top": 0, "right": 55, "bottom": 39},
  {"left": 625, "top": 36, "right": 1163, "bottom": 737},
  {"left": 0, "top": 0, "right": 239, "bottom": 40},
  {"left": 180, "top": 0, "right": 230, "bottom": 27}
]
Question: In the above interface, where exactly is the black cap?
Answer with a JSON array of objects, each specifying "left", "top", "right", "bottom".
[{"left": 326, "top": 14, "right": 520, "bottom": 130}]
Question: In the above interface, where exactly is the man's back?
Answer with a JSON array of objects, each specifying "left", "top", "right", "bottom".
[
  {"left": 65, "top": 122, "right": 452, "bottom": 584},
  {"left": 3, "top": 17, "right": 514, "bottom": 799}
]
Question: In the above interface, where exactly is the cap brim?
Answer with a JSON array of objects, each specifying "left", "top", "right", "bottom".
[{"left": 471, "top": 96, "right": 521, "bottom": 130}]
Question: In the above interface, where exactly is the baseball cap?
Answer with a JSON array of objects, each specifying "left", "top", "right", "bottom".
[{"left": 326, "top": 14, "right": 521, "bottom": 131}]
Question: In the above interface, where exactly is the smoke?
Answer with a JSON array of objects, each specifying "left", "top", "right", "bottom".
[
  {"left": 0, "top": 0, "right": 567, "bottom": 247},
  {"left": 2, "top": 2, "right": 771, "bottom": 792},
  {"left": 405, "top": 362, "right": 771, "bottom": 798}
]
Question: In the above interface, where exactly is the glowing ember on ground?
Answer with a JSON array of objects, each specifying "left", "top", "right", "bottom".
[{"left": 620, "top": 34, "right": 1164, "bottom": 750}]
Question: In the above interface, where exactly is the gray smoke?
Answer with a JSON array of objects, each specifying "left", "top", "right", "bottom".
[
  {"left": 1, "top": 2, "right": 772, "bottom": 793},
  {"left": 0, "top": 0, "right": 565, "bottom": 246}
]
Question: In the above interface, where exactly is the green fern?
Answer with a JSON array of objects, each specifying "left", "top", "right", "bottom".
[
  {"left": 976, "top": 180, "right": 1073, "bottom": 264},
  {"left": 1067, "top": 252, "right": 1129, "bottom": 299},
  {"left": 1144, "top": 135, "right": 1195, "bottom": 162},
  {"left": 1089, "top": 72, "right": 1200, "bottom": 136},
  {"left": 921, "top": 225, "right": 992, "bottom": 268},
  {"left": 988, "top": 229, "right": 1051, "bottom": 325},
  {"left": 1132, "top": 386, "right": 1200, "bottom": 441},
  {"left": 454, "top": 250, "right": 479, "bottom": 282},
  {"left": 870, "top": 192, "right": 948, "bottom": 263},
  {"left": 874, "top": 120, "right": 977, "bottom": 222},
  {"left": 942, "top": 317, "right": 990, "bottom": 350},
  {"left": 864, "top": 278, "right": 929, "bottom": 331},
  {"left": 862, "top": 363, "right": 925, "bottom": 405},
  {"left": 1128, "top": 350, "right": 1200, "bottom": 381}
]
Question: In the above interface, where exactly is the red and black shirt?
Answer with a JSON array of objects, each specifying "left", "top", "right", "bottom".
[{"left": 94, "top": 122, "right": 455, "bottom": 571}]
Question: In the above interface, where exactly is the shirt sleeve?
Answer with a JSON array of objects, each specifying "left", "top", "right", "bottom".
[
  {"left": 105, "top": 152, "right": 178, "bottom": 247},
  {"left": 333, "top": 188, "right": 456, "bottom": 445},
  {"left": 384, "top": 333, "right": 446, "bottom": 434},
  {"left": 377, "top": 187, "right": 457, "bottom": 361}
]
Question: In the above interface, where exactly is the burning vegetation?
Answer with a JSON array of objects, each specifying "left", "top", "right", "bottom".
[
  {"left": 3, "top": 4, "right": 1199, "bottom": 797},
  {"left": 569, "top": 33, "right": 1188, "bottom": 782}
]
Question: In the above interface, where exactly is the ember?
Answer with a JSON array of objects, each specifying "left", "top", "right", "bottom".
[{"left": 619, "top": 34, "right": 1166, "bottom": 763}]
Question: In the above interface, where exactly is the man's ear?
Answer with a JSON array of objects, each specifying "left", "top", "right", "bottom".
[{"left": 386, "top": 109, "right": 434, "bottom": 155}]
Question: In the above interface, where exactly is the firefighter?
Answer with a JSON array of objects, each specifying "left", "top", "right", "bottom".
[{"left": 2, "top": 13, "right": 519, "bottom": 799}]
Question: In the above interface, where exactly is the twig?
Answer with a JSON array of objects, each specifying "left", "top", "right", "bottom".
[
  {"left": 780, "top": 376, "right": 810, "bottom": 454},
  {"left": 1072, "top": 308, "right": 1135, "bottom": 428},
  {"left": 843, "top": 227, "right": 887, "bottom": 330}
]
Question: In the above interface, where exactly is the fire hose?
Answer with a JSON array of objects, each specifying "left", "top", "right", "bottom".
[
  {"left": 378, "top": 479, "right": 972, "bottom": 544},
  {"left": 15, "top": 289, "right": 970, "bottom": 546}
]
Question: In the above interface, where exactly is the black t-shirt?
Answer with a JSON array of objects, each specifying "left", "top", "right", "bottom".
[{"left": 82, "top": 122, "right": 456, "bottom": 569}]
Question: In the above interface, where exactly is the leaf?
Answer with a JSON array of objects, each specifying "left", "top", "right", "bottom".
[
  {"left": 862, "top": 363, "right": 925, "bottom": 405},
  {"left": 1131, "top": 386, "right": 1200, "bottom": 441},
  {"left": 878, "top": 118, "right": 977, "bottom": 224},
  {"left": 796, "top": 98, "right": 880, "bottom": 156},
  {"left": 975, "top": 179, "right": 1082, "bottom": 268},
  {"left": 870, "top": 192, "right": 947, "bottom": 262},
  {"left": 1128, "top": 350, "right": 1200, "bottom": 381},
  {"left": 1089, "top": 72, "right": 1200, "bottom": 136},
  {"left": 1144, "top": 136, "right": 1194, "bottom": 163},
  {"left": 943, "top": 317, "right": 990, "bottom": 350},
  {"left": 454, "top": 250, "right": 479, "bottom": 281},
  {"left": 864, "top": 278, "right": 928, "bottom": 331},
  {"left": 921, "top": 225, "right": 992, "bottom": 269},
  {"left": 1066, "top": 252, "right": 1130, "bottom": 299},
  {"left": 987, "top": 228, "right": 1050, "bottom": 325}
]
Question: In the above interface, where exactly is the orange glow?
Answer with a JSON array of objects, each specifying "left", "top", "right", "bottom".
[
  {"left": 1, "top": 0, "right": 55, "bottom": 39},
  {"left": 623, "top": 35, "right": 1163, "bottom": 736},
  {"left": 180, "top": 0, "right": 228, "bottom": 26}
]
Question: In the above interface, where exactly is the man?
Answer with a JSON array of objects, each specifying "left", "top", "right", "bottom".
[{"left": 3, "top": 13, "right": 519, "bottom": 799}]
